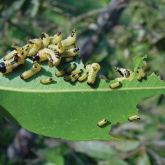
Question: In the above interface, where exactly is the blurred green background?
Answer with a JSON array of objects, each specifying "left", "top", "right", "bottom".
[{"left": 0, "top": 0, "right": 165, "bottom": 164}]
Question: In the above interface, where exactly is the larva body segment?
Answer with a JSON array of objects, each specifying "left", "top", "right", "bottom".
[
  {"left": 51, "top": 32, "right": 62, "bottom": 45},
  {"left": 65, "top": 63, "right": 76, "bottom": 73},
  {"left": 48, "top": 51, "right": 61, "bottom": 67},
  {"left": 20, "top": 62, "right": 41, "bottom": 80},
  {"left": 109, "top": 81, "right": 121, "bottom": 89},
  {"left": 71, "top": 68, "right": 82, "bottom": 76},
  {"left": 48, "top": 42, "right": 64, "bottom": 54},
  {"left": 128, "top": 115, "right": 140, "bottom": 121},
  {"left": 70, "top": 73, "right": 80, "bottom": 82},
  {"left": 61, "top": 29, "right": 76, "bottom": 47},
  {"left": 64, "top": 57, "right": 75, "bottom": 62},
  {"left": 28, "top": 39, "right": 42, "bottom": 57},
  {"left": 86, "top": 63, "right": 100, "bottom": 85},
  {"left": 97, "top": 119, "right": 109, "bottom": 127},
  {"left": 55, "top": 70, "right": 66, "bottom": 77},
  {"left": 40, "top": 77, "right": 54, "bottom": 84},
  {"left": 3, "top": 50, "right": 17, "bottom": 61},
  {"left": 41, "top": 33, "right": 51, "bottom": 48},
  {"left": 62, "top": 48, "right": 80, "bottom": 57},
  {"left": 32, "top": 48, "right": 49, "bottom": 62},
  {"left": 0, "top": 54, "right": 25, "bottom": 74},
  {"left": 137, "top": 69, "right": 146, "bottom": 81},
  {"left": 78, "top": 73, "right": 88, "bottom": 82}
]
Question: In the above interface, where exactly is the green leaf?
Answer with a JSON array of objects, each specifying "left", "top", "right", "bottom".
[
  {"left": 113, "top": 140, "right": 140, "bottom": 152},
  {"left": 132, "top": 55, "right": 147, "bottom": 71},
  {"left": 71, "top": 141, "right": 117, "bottom": 160},
  {"left": 136, "top": 152, "right": 151, "bottom": 165},
  {"left": 98, "top": 159, "right": 128, "bottom": 165},
  {"left": 0, "top": 61, "right": 165, "bottom": 140}
]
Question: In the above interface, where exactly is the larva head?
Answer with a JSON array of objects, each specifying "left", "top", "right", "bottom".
[
  {"left": 32, "top": 62, "right": 41, "bottom": 71},
  {"left": 85, "top": 64, "right": 91, "bottom": 71},
  {"left": 73, "top": 48, "right": 80, "bottom": 53},
  {"left": 41, "top": 32, "right": 49, "bottom": 39},
  {"left": 91, "top": 63, "right": 101, "bottom": 72},
  {"left": 29, "top": 39, "right": 42, "bottom": 47},
  {"left": 70, "top": 29, "right": 76, "bottom": 38},
  {"left": 52, "top": 32, "right": 62, "bottom": 44},
  {"left": 32, "top": 53, "right": 40, "bottom": 62},
  {"left": 0, "top": 62, "right": 6, "bottom": 73}
]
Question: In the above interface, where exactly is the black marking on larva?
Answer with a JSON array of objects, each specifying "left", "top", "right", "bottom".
[
  {"left": 56, "top": 32, "right": 61, "bottom": 36},
  {"left": 41, "top": 33, "right": 46, "bottom": 39},
  {"left": 73, "top": 48, "right": 80, "bottom": 53},
  {"left": 32, "top": 54, "right": 40, "bottom": 61},
  {"left": 0, "top": 62, "right": 6, "bottom": 73},
  {"left": 71, "top": 30, "right": 76, "bottom": 37},
  {"left": 20, "top": 74, "right": 24, "bottom": 80}
]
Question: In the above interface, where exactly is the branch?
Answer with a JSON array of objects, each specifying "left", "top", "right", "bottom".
[{"left": 80, "top": 0, "right": 129, "bottom": 61}]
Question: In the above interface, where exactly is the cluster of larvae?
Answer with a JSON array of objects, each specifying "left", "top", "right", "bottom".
[
  {"left": 97, "top": 66, "right": 146, "bottom": 127},
  {"left": 109, "top": 66, "right": 146, "bottom": 89},
  {"left": 0, "top": 30, "right": 100, "bottom": 85}
]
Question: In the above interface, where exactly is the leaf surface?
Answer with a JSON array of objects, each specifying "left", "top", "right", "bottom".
[{"left": 0, "top": 61, "right": 165, "bottom": 140}]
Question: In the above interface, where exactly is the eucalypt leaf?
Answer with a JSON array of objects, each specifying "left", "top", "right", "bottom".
[{"left": 0, "top": 56, "right": 165, "bottom": 140}]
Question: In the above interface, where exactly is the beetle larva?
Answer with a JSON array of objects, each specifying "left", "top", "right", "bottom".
[
  {"left": 128, "top": 115, "right": 140, "bottom": 121},
  {"left": 20, "top": 62, "right": 41, "bottom": 80},
  {"left": 78, "top": 72, "right": 88, "bottom": 82},
  {"left": 28, "top": 39, "right": 42, "bottom": 57},
  {"left": 41, "top": 32, "right": 50, "bottom": 48},
  {"left": 55, "top": 70, "right": 66, "bottom": 77},
  {"left": 0, "top": 54, "right": 25, "bottom": 74},
  {"left": 61, "top": 29, "right": 76, "bottom": 47},
  {"left": 109, "top": 81, "right": 121, "bottom": 89},
  {"left": 97, "top": 118, "right": 109, "bottom": 127},
  {"left": 86, "top": 63, "right": 100, "bottom": 85},
  {"left": 137, "top": 68, "right": 146, "bottom": 81},
  {"left": 62, "top": 48, "right": 80, "bottom": 57},
  {"left": 40, "top": 77, "right": 54, "bottom": 84},
  {"left": 51, "top": 32, "right": 62, "bottom": 45},
  {"left": 3, "top": 50, "right": 17, "bottom": 61}
]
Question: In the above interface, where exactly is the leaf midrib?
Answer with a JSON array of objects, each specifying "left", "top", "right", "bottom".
[{"left": 0, "top": 86, "right": 164, "bottom": 93}]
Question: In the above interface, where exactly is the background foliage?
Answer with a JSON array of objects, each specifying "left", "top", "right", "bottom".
[{"left": 0, "top": 0, "right": 165, "bottom": 164}]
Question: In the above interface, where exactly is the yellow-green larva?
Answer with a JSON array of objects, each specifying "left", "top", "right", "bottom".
[
  {"left": 78, "top": 72, "right": 88, "bottom": 82},
  {"left": 27, "top": 39, "right": 42, "bottom": 57},
  {"left": 71, "top": 68, "right": 82, "bottom": 76},
  {"left": 20, "top": 62, "right": 41, "bottom": 80},
  {"left": 66, "top": 63, "right": 77, "bottom": 73},
  {"left": 55, "top": 70, "right": 66, "bottom": 77},
  {"left": 64, "top": 57, "right": 75, "bottom": 62},
  {"left": 71, "top": 73, "right": 80, "bottom": 82},
  {"left": 0, "top": 54, "right": 25, "bottom": 74},
  {"left": 61, "top": 29, "right": 76, "bottom": 47},
  {"left": 32, "top": 48, "right": 49, "bottom": 62},
  {"left": 86, "top": 63, "right": 100, "bottom": 85},
  {"left": 97, "top": 119, "right": 109, "bottom": 127},
  {"left": 137, "top": 68, "right": 146, "bottom": 81},
  {"left": 40, "top": 77, "right": 54, "bottom": 84},
  {"left": 46, "top": 49, "right": 61, "bottom": 67},
  {"left": 109, "top": 81, "right": 121, "bottom": 89},
  {"left": 128, "top": 115, "right": 140, "bottom": 121},
  {"left": 41, "top": 32, "right": 50, "bottom": 48},
  {"left": 3, "top": 50, "right": 17, "bottom": 61},
  {"left": 50, "top": 32, "right": 62, "bottom": 45},
  {"left": 62, "top": 48, "right": 80, "bottom": 57}
]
